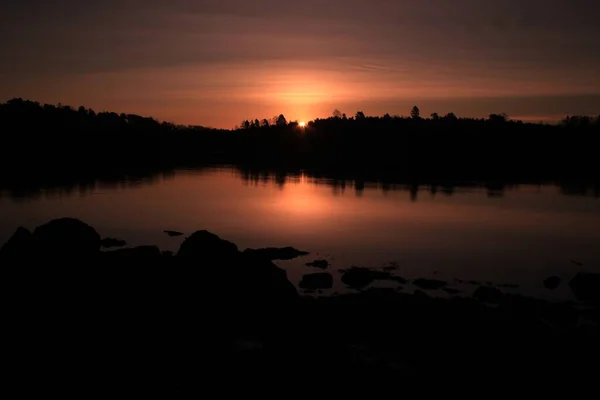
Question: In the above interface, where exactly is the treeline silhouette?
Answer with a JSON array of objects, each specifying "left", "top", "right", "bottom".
[{"left": 1, "top": 98, "right": 599, "bottom": 188}]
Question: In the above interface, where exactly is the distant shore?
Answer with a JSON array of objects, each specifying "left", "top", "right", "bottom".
[{"left": 1, "top": 98, "right": 599, "bottom": 191}]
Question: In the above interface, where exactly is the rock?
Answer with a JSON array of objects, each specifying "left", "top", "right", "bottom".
[
  {"left": 569, "top": 272, "right": 600, "bottom": 304},
  {"left": 243, "top": 247, "right": 309, "bottom": 261},
  {"left": 0, "top": 226, "right": 32, "bottom": 258},
  {"left": 341, "top": 267, "right": 406, "bottom": 289},
  {"left": 105, "top": 246, "right": 161, "bottom": 257},
  {"left": 412, "top": 278, "right": 447, "bottom": 291},
  {"left": 177, "top": 230, "right": 239, "bottom": 260},
  {"left": 31, "top": 218, "right": 101, "bottom": 258},
  {"left": 236, "top": 252, "right": 299, "bottom": 300},
  {"left": 164, "top": 230, "right": 184, "bottom": 237},
  {"left": 100, "top": 237, "right": 127, "bottom": 248},
  {"left": 543, "top": 276, "right": 562, "bottom": 290},
  {"left": 473, "top": 286, "right": 504, "bottom": 304},
  {"left": 299, "top": 273, "right": 333, "bottom": 290},
  {"left": 442, "top": 287, "right": 461, "bottom": 295},
  {"left": 306, "top": 259, "right": 329, "bottom": 269}
]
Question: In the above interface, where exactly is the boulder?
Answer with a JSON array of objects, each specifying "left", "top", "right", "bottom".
[
  {"left": 31, "top": 218, "right": 101, "bottom": 259},
  {"left": 177, "top": 230, "right": 239, "bottom": 261}
]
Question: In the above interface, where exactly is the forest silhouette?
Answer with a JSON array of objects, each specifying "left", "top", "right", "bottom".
[{"left": 1, "top": 98, "right": 599, "bottom": 191}]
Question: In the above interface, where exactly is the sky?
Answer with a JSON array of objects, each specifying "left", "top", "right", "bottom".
[{"left": 1, "top": 0, "right": 599, "bottom": 128}]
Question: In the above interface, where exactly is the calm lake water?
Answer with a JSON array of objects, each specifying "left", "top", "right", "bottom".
[{"left": 1, "top": 166, "right": 599, "bottom": 300}]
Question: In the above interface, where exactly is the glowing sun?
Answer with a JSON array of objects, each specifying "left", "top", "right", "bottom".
[{"left": 299, "top": 121, "right": 306, "bottom": 127}]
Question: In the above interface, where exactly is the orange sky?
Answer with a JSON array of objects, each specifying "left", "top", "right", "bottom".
[{"left": 1, "top": 0, "right": 599, "bottom": 127}]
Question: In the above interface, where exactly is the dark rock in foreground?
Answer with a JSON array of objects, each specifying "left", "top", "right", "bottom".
[
  {"left": 306, "top": 259, "right": 329, "bottom": 269},
  {"left": 243, "top": 246, "right": 309, "bottom": 260},
  {"left": 300, "top": 273, "right": 333, "bottom": 290},
  {"left": 177, "top": 230, "right": 239, "bottom": 260},
  {"left": 544, "top": 276, "right": 562, "bottom": 290},
  {"left": 100, "top": 237, "right": 127, "bottom": 248},
  {"left": 2, "top": 217, "right": 599, "bottom": 393},
  {"left": 1, "top": 219, "right": 298, "bottom": 305},
  {"left": 32, "top": 218, "right": 101, "bottom": 258},
  {"left": 569, "top": 272, "right": 600, "bottom": 304}
]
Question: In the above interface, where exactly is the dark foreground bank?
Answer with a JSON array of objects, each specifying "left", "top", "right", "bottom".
[{"left": 1, "top": 218, "right": 599, "bottom": 393}]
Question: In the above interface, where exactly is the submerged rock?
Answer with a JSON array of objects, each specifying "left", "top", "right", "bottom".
[
  {"left": 243, "top": 247, "right": 309, "bottom": 261},
  {"left": 164, "top": 230, "right": 184, "bottom": 237},
  {"left": 569, "top": 272, "right": 600, "bottom": 304},
  {"left": 300, "top": 273, "right": 333, "bottom": 290},
  {"left": 306, "top": 259, "right": 329, "bottom": 269},
  {"left": 101, "top": 237, "right": 127, "bottom": 248},
  {"left": 543, "top": 276, "right": 562, "bottom": 290}
]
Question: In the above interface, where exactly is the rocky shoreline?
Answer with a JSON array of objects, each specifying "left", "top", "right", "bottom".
[{"left": 2, "top": 218, "right": 599, "bottom": 392}]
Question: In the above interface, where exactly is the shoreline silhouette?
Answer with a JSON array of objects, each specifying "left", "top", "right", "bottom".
[{"left": 1, "top": 98, "right": 599, "bottom": 199}]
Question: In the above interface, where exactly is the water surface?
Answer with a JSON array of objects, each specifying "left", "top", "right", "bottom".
[{"left": 1, "top": 167, "right": 599, "bottom": 300}]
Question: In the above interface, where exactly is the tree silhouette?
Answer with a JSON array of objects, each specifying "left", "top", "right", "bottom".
[
  {"left": 431, "top": 112, "right": 439, "bottom": 120},
  {"left": 444, "top": 112, "right": 457, "bottom": 121},
  {"left": 276, "top": 114, "right": 287, "bottom": 127},
  {"left": 411, "top": 106, "right": 420, "bottom": 119},
  {"left": 488, "top": 114, "right": 508, "bottom": 124},
  {"left": 355, "top": 111, "right": 365, "bottom": 120},
  {"left": 332, "top": 109, "right": 342, "bottom": 119}
]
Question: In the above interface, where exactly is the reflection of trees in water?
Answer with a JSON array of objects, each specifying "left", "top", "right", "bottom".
[{"left": 0, "top": 165, "right": 599, "bottom": 201}]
